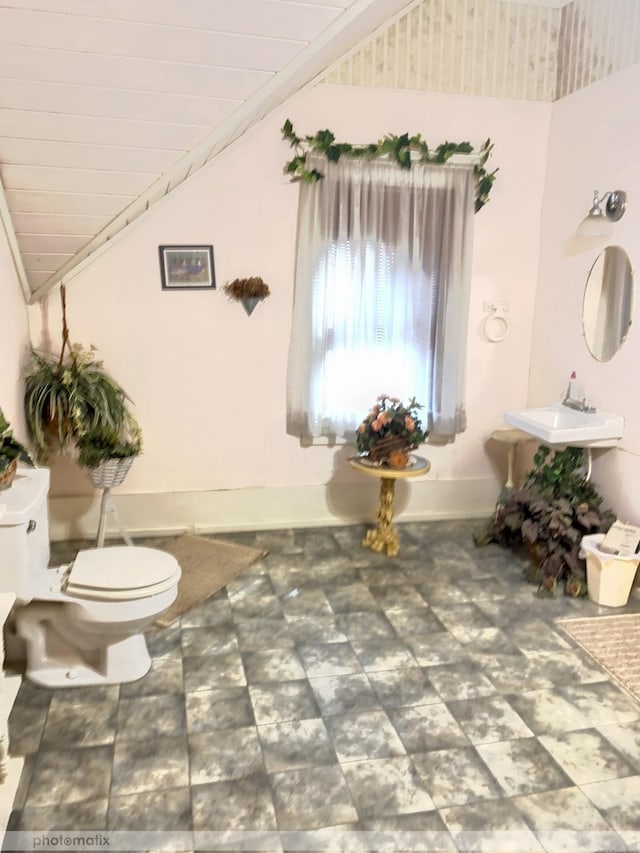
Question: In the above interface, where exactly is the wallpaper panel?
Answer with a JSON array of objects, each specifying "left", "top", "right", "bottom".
[{"left": 324, "top": 0, "right": 640, "bottom": 102}]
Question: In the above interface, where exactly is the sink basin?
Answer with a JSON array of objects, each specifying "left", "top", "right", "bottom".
[{"left": 504, "top": 402, "right": 624, "bottom": 447}]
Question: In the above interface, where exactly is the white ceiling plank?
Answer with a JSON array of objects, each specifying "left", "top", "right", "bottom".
[
  {"left": 0, "top": 109, "right": 206, "bottom": 151},
  {"left": 0, "top": 1, "right": 344, "bottom": 41},
  {"left": 18, "top": 234, "right": 92, "bottom": 254},
  {"left": 12, "top": 212, "right": 114, "bottom": 235},
  {"left": 0, "top": 138, "right": 179, "bottom": 174},
  {"left": 5, "top": 189, "right": 135, "bottom": 216},
  {"left": 28, "top": 0, "right": 420, "bottom": 302},
  {"left": 22, "top": 252, "right": 76, "bottom": 273},
  {"left": 2, "top": 164, "right": 156, "bottom": 196},
  {"left": 0, "top": 10, "right": 306, "bottom": 70},
  {"left": 0, "top": 170, "right": 31, "bottom": 302},
  {"left": 25, "top": 269, "right": 57, "bottom": 290},
  {"left": 1, "top": 44, "right": 272, "bottom": 99},
  {"left": 0, "top": 79, "right": 241, "bottom": 127}
]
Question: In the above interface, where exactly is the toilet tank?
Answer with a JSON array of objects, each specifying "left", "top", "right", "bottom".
[{"left": 0, "top": 466, "right": 51, "bottom": 603}]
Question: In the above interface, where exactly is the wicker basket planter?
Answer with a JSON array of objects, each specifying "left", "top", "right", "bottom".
[
  {"left": 0, "top": 459, "right": 18, "bottom": 491},
  {"left": 83, "top": 456, "right": 134, "bottom": 489},
  {"left": 366, "top": 435, "right": 412, "bottom": 464}
]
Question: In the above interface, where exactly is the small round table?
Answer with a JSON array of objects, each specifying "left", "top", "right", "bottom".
[{"left": 349, "top": 455, "right": 431, "bottom": 557}]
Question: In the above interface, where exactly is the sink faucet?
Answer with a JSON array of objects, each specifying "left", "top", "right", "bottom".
[
  {"left": 562, "top": 373, "right": 597, "bottom": 413},
  {"left": 562, "top": 392, "right": 596, "bottom": 414}
]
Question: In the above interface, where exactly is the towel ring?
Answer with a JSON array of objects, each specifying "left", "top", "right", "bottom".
[{"left": 482, "top": 305, "right": 509, "bottom": 343}]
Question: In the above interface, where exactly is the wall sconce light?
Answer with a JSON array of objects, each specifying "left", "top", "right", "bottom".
[{"left": 577, "top": 189, "right": 627, "bottom": 237}]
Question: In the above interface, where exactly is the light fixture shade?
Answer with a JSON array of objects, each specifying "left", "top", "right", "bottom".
[
  {"left": 577, "top": 213, "right": 613, "bottom": 238},
  {"left": 577, "top": 189, "right": 626, "bottom": 238}
]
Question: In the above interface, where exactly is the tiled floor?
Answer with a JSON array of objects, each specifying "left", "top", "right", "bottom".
[{"left": 5, "top": 520, "right": 640, "bottom": 852}]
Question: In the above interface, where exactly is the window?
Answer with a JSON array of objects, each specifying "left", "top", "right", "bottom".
[{"left": 287, "top": 155, "right": 475, "bottom": 442}]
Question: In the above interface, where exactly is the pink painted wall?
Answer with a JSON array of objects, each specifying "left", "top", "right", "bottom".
[
  {"left": 0, "top": 228, "right": 30, "bottom": 438},
  {"left": 29, "top": 83, "right": 551, "bottom": 499},
  {"left": 531, "top": 63, "right": 640, "bottom": 523}
]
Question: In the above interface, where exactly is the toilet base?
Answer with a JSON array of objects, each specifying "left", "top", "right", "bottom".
[{"left": 17, "top": 607, "right": 153, "bottom": 688}]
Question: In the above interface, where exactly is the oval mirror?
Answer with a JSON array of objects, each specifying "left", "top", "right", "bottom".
[{"left": 582, "top": 245, "right": 634, "bottom": 362}]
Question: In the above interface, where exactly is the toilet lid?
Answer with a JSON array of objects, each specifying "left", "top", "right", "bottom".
[{"left": 66, "top": 546, "right": 180, "bottom": 600}]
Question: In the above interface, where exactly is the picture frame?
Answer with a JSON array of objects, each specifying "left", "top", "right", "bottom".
[{"left": 159, "top": 245, "right": 215, "bottom": 290}]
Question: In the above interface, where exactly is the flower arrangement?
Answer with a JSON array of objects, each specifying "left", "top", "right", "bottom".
[
  {"left": 356, "top": 395, "right": 427, "bottom": 462},
  {"left": 223, "top": 277, "right": 271, "bottom": 301}
]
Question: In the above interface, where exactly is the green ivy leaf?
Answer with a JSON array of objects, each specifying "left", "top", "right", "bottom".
[{"left": 280, "top": 120, "right": 497, "bottom": 213}]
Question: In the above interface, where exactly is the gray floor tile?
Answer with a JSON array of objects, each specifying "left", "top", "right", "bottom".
[
  {"left": 297, "top": 642, "right": 362, "bottom": 678},
  {"left": 440, "top": 800, "right": 544, "bottom": 852},
  {"left": 324, "top": 709, "right": 406, "bottom": 762},
  {"left": 180, "top": 625, "right": 239, "bottom": 657},
  {"left": 112, "top": 736, "right": 189, "bottom": 795},
  {"left": 446, "top": 695, "right": 533, "bottom": 744},
  {"left": 188, "top": 727, "right": 264, "bottom": 784},
  {"left": 257, "top": 718, "right": 336, "bottom": 773},
  {"left": 389, "top": 703, "right": 469, "bottom": 752},
  {"left": 308, "top": 673, "right": 379, "bottom": 716},
  {"left": 581, "top": 774, "right": 640, "bottom": 836},
  {"left": 185, "top": 686, "right": 255, "bottom": 733},
  {"left": 384, "top": 607, "right": 446, "bottom": 637},
  {"left": 538, "top": 728, "right": 637, "bottom": 785},
  {"left": 10, "top": 521, "right": 640, "bottom": 843},
  {"left": 269, "top": 764, "right": 358, "bottom": 830},
  {"left": 192, "top": 775, "right": 278, "bottom": 830},
  {"left": 249, "top": 680, "right": 320, "bottom": 725},
  {"left": 27, "top": 746, "right": 113, "bottom": 806},
  {"left": 15, "top": 798, "right": 110, "bottom": 831},
  {"left": 367, "top": 667, "right": 440, "bottom": 709},
  {"left": 235, "top": 618, "right": 295, "bottom": 652},
  {"left": 119, "top": 658, "right": 184, "bottom": 697},
  {"left": 597, "top": 720, "right": 640, "bottom": 772},
  {"left": 243, "top": 648, "right": 306, "bottom": 683},
  {"left": 506, "top": 688, "right": 591, "bottom": 735},
  {"left": 341, "top": 756, "right": 435, "bottom": 819},
  {"left": 351, "top": 637, "right": 417, "bottom": 672},
  {"left": 411, "top": 746, "right": 503, "bottom": 808},
  {"left": 107, "top": 786, "right": 193, "bottom": 830},
  {"left": 182, "top": 650, "right": 246, "bottom": 691},
  {"left": 559, "top": 681, "right": 640, "bottom": 726},
  {"left": 334, "top": 610, "right": 396, "bottom": 642},
  {"left": 117, "top": 693, "right": 186, "bottom": 740},
  {"left": 40, "top": 699, "right": 117, "bottom": 749},
  {"left": 426, "top": 660, "right": 497, "bottom": 701},
  {"left": 475, "top": 737, "right": 573, "bottom": 797}
]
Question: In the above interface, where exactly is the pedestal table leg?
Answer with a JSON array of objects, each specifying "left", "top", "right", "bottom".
[{"left": 362, "top": 477, "right": 400, "bottom": 557}]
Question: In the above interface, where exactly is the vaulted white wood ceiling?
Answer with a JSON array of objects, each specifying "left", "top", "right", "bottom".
[
  {"left": 0, "top": 0, "right": 418, "bottom": 302},
  {"left": 1, "top": 0, "right": 635, "bottom": 303}
]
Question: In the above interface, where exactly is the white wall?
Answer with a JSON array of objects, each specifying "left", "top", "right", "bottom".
[
  {"left": 0, "top": 223, "right": 29, "bottom": 437},
  {"left": 32, "top": 84, "right": 551, "bottom": 537},
  {"left": 531, "top": 63, "right": 640, "bottom": 523}
]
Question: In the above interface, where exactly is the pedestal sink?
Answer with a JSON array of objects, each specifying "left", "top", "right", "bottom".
[{"left": 504, "top": 402, "right": 624, "bottom": 447}]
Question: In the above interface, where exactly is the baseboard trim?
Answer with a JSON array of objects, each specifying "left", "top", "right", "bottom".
[{"left": 47, "top": 478, "right": 500, "bottom": 542}]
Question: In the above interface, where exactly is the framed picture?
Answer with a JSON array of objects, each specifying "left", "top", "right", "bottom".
[{"left": 159, "top": 245, "right": 215, "bottom": 290}]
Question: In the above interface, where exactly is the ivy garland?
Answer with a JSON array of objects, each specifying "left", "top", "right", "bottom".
[{"left": 281, "top": 118, "right": 498, "bottom": 213}]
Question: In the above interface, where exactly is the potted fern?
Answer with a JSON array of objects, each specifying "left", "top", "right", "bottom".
[
  {"left": 77, "top": 422, "right": 142, "bottom": 489},
  {"left": 23, "top": 286, "right": 137, "bottom": 465}
]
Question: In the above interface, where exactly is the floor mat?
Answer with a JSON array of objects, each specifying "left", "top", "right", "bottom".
[
  {"left": 558, "top": 613, "right": 640, "bottom": 703},
  {"left": 154, "top": 533, "right": 267, "bottom": 627}
]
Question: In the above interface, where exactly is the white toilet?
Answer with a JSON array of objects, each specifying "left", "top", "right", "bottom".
[{"left": 0, "top": 466, "right": 181, "bottom": 688}]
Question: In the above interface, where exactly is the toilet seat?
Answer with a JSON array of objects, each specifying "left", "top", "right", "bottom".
[{"left": 64, "top": 546, "right": 181, "bottom": 601}]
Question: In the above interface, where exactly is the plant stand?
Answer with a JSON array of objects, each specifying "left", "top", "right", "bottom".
[
  {"left": 348, "top": 455, "right": 431, "bottom": 557},
  {"left": 84, "top": 457, "right": 134, "bottom": 548}
]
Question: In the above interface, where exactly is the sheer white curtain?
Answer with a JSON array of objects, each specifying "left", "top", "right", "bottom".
[{"left": 286, "top": 155, "right": 475, "bottom": 441}]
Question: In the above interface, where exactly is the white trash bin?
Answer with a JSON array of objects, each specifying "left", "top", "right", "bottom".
[{"left": 581, "top": 533, "right": 640, "bottom": 607}]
